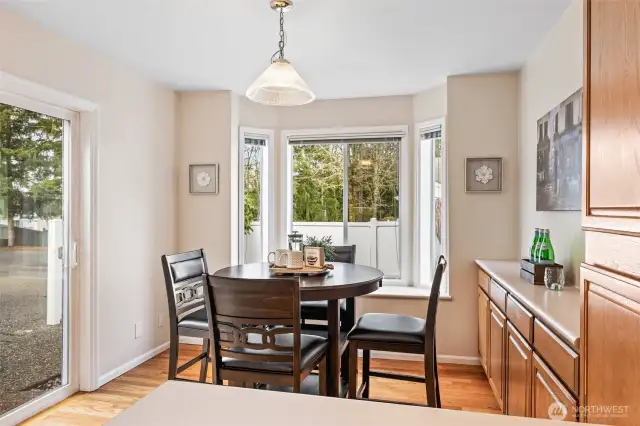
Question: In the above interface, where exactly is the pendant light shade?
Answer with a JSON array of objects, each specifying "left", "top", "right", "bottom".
[
  {"left": 246, "top": 1, "right": 315, "bottom": 106},
  {"left": 246, "top": 59, "right": 315, "bottom": 106}
]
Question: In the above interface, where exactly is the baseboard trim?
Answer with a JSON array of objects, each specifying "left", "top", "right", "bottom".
[
  {"left": 362, "top": 350, "right": 481, "bottom": 365},
  {"left": 179, "top": 336, "right": 204, "bottom": 345},
  {"left": 98, "top": 342, "right": 170, "bottom": 387}
]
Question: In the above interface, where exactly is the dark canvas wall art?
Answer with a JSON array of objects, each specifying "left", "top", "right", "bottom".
[{"left": 536, "top": 89, "right": 583, "bottom": 211}]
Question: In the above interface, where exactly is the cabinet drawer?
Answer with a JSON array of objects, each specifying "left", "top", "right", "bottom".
[
  {"left": 506, "top": 294, "right": 533, "bottom": 342},
  {"left": 489, "top": 279, "right": 507, "bottom": 312},
  {"left": 532, "top": 353, "right": 577, "bottom": 422},
  {"left": 478, "top": 269, "right": 490, "bottom": 294},
  {"left": 533, "top": 319, "right": 579, "bottom": 394}
]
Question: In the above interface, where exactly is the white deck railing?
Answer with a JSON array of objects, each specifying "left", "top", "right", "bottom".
[{"left": 244, "top": 219, "right": 400, "bottom": 277}]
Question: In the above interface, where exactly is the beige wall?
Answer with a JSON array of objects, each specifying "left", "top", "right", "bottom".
[
  {"left": 0, "top": 9, "right": 176, "bottom": 377},
  {"left": 519, "top": 0, "right": 584, "bottom": 285},
  {"left": 445, "top": 73, "right": 521, "bottom": 357},
  {"left": 176, "top": 91, "right": 239, "bottom": 272},
  {"left": 413, "top": 83, "right": 447, "bottom": 123}
]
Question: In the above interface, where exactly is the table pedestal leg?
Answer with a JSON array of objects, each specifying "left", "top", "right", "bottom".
[{"left": 326, "top": 299, "right": 341, "bottom": 397}]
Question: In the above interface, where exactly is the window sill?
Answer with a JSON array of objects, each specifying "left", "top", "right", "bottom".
[{"left": 361, "top": 285, "right": 452, "bottom": 300}]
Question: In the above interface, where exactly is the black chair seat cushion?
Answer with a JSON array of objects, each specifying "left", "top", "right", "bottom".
[
  {"left": 222, "top": 334, "right": 327, "bottom": 373},
  {"left": 301, "top": 299, "right": 347, "bottom": 320},
  {"left": 347, "top": 313, "right": 426, "bottom": 344},
  {"left": 177, "top": 308, "right": 208, "bottom": 331}
]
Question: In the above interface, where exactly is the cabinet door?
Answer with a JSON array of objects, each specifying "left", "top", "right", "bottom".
[
  {"left": 478, "top": 288, "right": 489, "bottom": 375},
  {"left": 585, "top": 0, "right": 640, "bottom": 232},
  {"left": 581, "top": 265, "right": 640, "bottom": 424},
  {"left": 532, "top": 353, "right": 577, "bottom": 422},
  {"left": 488, "top": 302, "right": 506, "bottom": 412},
  {"left": 506, "top": 322, "right": 532, "bottom": 417}
]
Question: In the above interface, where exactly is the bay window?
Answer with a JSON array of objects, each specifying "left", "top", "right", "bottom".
[{"left": 285, "top": 128, "right": 407, "bottom": 280}]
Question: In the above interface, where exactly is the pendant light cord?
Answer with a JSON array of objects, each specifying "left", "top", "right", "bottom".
[{"left": 271, "top": 8, "right": 287, "bottom": 62}]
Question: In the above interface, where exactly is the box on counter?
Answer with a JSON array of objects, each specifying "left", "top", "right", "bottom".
[{"left": 520, "top": 259, "right": 563, "bottom": 285}]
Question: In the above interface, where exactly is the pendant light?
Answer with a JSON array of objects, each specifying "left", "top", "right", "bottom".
[{"left": 246, "top": 0, "right": 315, "bottom": 106}]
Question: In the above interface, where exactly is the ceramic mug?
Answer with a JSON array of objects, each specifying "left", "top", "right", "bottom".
[
  {"left": 285, "top": 251, "right": 304, "bottom": 269},
  {"left": 268, "top": 249, "right": 290, "bottom": 267}
]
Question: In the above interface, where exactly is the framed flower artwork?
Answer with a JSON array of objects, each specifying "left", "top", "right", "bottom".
[
  {"left": 189, "top": 164, "right": 219, "bottom": 194},
  {"left": 465, "top": 157, "right": 503, "bottom": 192}
]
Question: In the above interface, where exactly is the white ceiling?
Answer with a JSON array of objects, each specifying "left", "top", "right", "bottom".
[{"left": 5, "top": 0, "right": 572, "bottom": 99}]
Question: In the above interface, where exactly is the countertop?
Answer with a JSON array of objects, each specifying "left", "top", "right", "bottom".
[
  {"left": 476, "top": 259, "right": 580, "bottom": 350},
  {"left": 108, "top": 381, "right": 583, "bottom": 425}
]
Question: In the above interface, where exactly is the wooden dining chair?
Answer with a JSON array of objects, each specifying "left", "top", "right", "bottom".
[
  {"left": 301, "top": 245, "right": 356, "bottom": 328},
  {"left": 204, "top": 274, "right": 328, "bottom": 394},
  {"left": 347, "top": 255, "right": 448, "bottom": 407},
  {"left": 160, "top": 249, "right": 211, "bottom": 383}
]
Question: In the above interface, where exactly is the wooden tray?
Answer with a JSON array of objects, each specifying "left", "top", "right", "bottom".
[{"left": 269, "top": 265, "right": 330, "bottom": 276}]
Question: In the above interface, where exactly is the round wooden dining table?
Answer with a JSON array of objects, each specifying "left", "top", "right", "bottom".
[{"left": 212, "top": 262, "right": 383, "bottom": 397}]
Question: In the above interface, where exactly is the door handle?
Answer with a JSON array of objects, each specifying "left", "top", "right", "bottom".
[{"left": 71, "top": 241, "right": 79, "bottom": 269}]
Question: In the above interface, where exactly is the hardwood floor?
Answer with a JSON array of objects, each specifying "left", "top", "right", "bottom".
[{"left": 23, "top": 344, "right": 500, "bottom": 425}]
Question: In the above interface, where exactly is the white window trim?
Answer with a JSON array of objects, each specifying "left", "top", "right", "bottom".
[
  {"left": 235, "top": 127, "right": 275, "bottom": 265},
  {"left": 415, "top": 118, "right": 450, "bottom": 297},
  {"left": 280, "top": 125, "right": 411, "bottom": 285}
]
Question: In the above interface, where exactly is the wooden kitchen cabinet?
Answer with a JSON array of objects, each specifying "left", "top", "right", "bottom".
[
  {"left": 584, "top": 0, "right": 640, "bottom": 233},
  {"left": 581, "top": 265, "right": 640, "bottom": 424},
  {"left": 505, "top": 322, "right": 532, "bottom": 417},
  {"left": 488, "top": 301, "right": 506, "bottom": 412},
  {"left": 532, "top": 353, "right": 577, "bottom": 422},
  {"left": 582, "top": 1, "right": 640, "bottom": 424},
  {"left": 478, "top": 288, "right": 489, "bottom": 375}
]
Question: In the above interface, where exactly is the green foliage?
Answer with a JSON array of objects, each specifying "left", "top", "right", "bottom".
[
  {"left": 243, "top": 144, "right": 261, "bottom": 235},
  {"left": 292, "top": 145, "right": 344, "bottom": 222},
  {"left": 291, "top": 143, "right": 399, "bottom": 223},
  {"left": 0, "top": 103, "right": 63, "bottom": 225},
  {"left": 303, "top": 235, "right": 337, "bottom": 261},
  {"left": 242, "top": 141, "right": 400, "bottom": 238}
]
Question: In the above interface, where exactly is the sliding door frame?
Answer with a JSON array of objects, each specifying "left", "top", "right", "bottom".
[{"left": 0, "top": 72, "right": 99, "bottom": 425}]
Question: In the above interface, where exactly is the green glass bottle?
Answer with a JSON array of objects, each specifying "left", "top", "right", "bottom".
[
  {"left": 535, "top": 229, "right": 547, "bottom": 262},
  {"left": 537, "top": 229, "right": 555, "bottom": 264},
  {"left": 545, "top": 229, "right": 555, "bottom": 263},
  {"left": 530, "top": 228, "right": 540, "bottom": 261}
]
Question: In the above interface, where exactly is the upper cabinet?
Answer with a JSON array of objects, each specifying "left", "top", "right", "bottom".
[
  {"left": 584, "top": 0, "right": 640, "bottom": 234},
  {"left": 583, "top": 1, "right": 640, "bottom": 424}
]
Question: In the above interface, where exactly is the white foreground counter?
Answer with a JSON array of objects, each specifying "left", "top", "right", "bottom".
[{"left": 108, "top": 381, "right": 580, "bottom": 425}]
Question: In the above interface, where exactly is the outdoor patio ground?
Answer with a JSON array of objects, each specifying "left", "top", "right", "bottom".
[{"left": 0, "top": 247, "right": 62, "bottom": 416}]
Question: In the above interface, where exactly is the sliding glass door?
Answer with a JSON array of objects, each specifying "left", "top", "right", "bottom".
[
  {"left": 0, "top": 93, "right": 78, "bottom": 420},
  {"left": 290, "top": 137, "right": 401, "bottom": 278}
]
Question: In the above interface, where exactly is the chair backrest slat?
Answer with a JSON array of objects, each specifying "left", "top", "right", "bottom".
[
  {"left": 424, "top": 255, "right": 448, "bottom": 352},
  {"left": 161, "top": 250, "right": 208, "bottom": 324},
  {"left": 333, "top": 245, "right": 356, "bottom": 264},
  {"left": 205, "top": 275, "right": 302, "bottom": 369},
  {"left": 211, "top": 278, "right": 297, "bottom": 320}
]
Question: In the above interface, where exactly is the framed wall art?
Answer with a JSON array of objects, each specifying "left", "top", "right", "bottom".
[
  {"left": 465, "top": 157, "right": 503, "bottom": 193},
  {"left": 536, "top": 89, "right": 582, "bottom": 211},
  {"left": 189, "top": 164, "right": 219, "bottom": 194}
]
